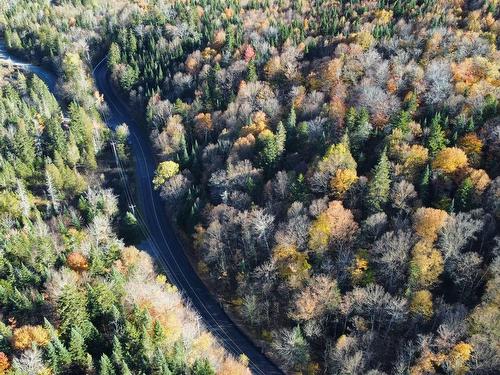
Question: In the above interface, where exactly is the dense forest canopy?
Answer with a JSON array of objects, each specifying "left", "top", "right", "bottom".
[
  {"left": 0, "top": 5, "right": 249, "bottom": 375},
  {"left": 0, "top": 65, "right": 248, "bottom": 375},
  {"left": 1, "top": 0, "right": 499, "bottom": 374}
]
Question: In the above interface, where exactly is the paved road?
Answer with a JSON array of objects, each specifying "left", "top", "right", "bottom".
[{"left": 1, "top": 42, "right": 283, "bottom": 375}]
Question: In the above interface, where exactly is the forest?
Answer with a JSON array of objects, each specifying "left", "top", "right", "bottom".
[
  {"left": 0, "top": 3, "right": 249, "bottom": 375},
  {"left": 1, "top": 0, "right": 499, "bottom": 374}
]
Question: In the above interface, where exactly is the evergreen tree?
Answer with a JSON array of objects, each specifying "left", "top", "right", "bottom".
[
  {"left": 99, "top": 354, "right": 116, "bottom": 375},
  {"left": 393, "top": 110, "right": 411, "bottom": 134},
  {"left": 348, "top": 108, "right": 371, "bottom": 158},
  {"left": 108, "top": 42, "right": 121, "bottom": 69},
  {"left": 44, "top": 117, "right": 66, "bottom": 158},
  {"left": 111, "top": 336, "right": 124, "bottom": 367},
  {"left": 225, "top": 26, "right": 235, "bottom": 53},
  {"left": 69, "top": 328, "right": 92, "bottom": 370},
  {"left": 66, "top": 132, "right": 80, "bottom": 168},
  {"left": 120, "top": 361, "right": 132, "bottom": 375},
  {"left": 29, "top": 75, "right": 59, "bottom": 117},
  {"left": 246, "top": 59, "right": 257, "bottom": 82},
  {"left": 151, "top": 348, "right": 171, "bottom": 375},
  {"left": 5, "top": 29, "right": 22, "bottom": 50},
  {"left": 46, "top": 342, "right": 61, "bottom": 373},
  {"left": 178, "top": 134, "right": 189, "bottom": 165},
  {"left": 166, "top": 341, "right": 186, "bottom": 374},
  {"left": 286, "top": 106, "right": 297, "bottom": 130},
  {"left": 151, "top": 320, "right": 165, "bottom": 347},
  {"left": 276, "top": 121, "right": 286, "bottom": 154},
  {"left": 57, "top": 285, "right": 92, "bottom": 338},
  {"left": 257, "top": 130, "right": 280, "bottom": 172},
  {"left": 201, "top": 80, "right": 212, "bottom": 111},
  {"left": 419, "top": 164, "right": 431, "bottom": 205},
  {"left": 13, "top": 121, "right": 36, "bottom": 167},
  {"left": 366, "top": 149, "right": 391, "bottom": 213},
  {"left": 208, "top": 63, "right": 222, "bottom": 109},
  {"left": 455, "top": 177, "right": 473, "bottom": 212},
  {"left": 191, "top": 358, "right": 215, "bottom": 375},
  {"left": 427, "top": 113, "right": 447, "bottom": 155},
  {"left": 291, "top": 173, "right": 307, "bottom": 202},
  {"left": 345, "top": 107, "right": 357, "bottom": 130}
]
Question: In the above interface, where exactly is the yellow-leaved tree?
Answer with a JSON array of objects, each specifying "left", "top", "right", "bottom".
[
  {"left": 410, "top": 290, "right": 434, "bottom": 320},
  {"left": 12, "top": 325, "right": 50, "bottom": 350},
  {"left": 308, "top": 201, "right": 358, "bottom": 253},
  {"left": 432, "top": 147, "right": 468, "bottom": 173},
  {"left": 446, "top": 342, "right": 473, "bottom": 375},
  {"left": 153, "top": 161, "right": 180, "bottom": 189},
  {"left": 413, "top": 207, "right": 449, "bottom": 243},
  {"left": 272, "top": 243, "right": 311, "bottom": 288},
  {"left": 409, "top": 241, "right": 444, "bottom": 289}
]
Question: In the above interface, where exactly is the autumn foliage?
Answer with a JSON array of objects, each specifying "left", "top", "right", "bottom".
[
  {"left": 66, "top": 252, "right": 89, "bottom": 272},
  {"left": 11, "top": 325, "right": 50, "bottom": 350},
  {"left": 308, "top": 201, "right": 358, "bottom": 253},
  {"left": 0, "top": 353, "right": 9, "bottom": 375},
  {"left": 413, "top": 208, "right": 449, "bottom": 243},
  {"left": 432, "top": 147, "right": 468, "bottom": 174},
  {"left": 2, "top": 0, "right": 499, "bottom": 373}
]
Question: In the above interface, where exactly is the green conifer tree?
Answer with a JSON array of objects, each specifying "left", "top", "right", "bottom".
[
  {"left": 366, "top": 149, "right": 391, "bottom": 213},
  {"left": 108, "top": 43, "right": 121, "bottom": 69},
  {"left": 246, "top": 59, "right": 257, "bottom": 82},
  {"left": 276, "top": 121, "right": 286, "bottom": 154},
  {"left": 419, "top": 164, "right": 431, "bottom": 205},
  {"left": 191, "top": 358, "right": 216, "bottom": 375},
  {"left": 455, "top": 177, "right": 474, "bottom": 212},
  {"left": 427, "top": 113, "right": 447, "bottom": 155},
  {"left": 112, "top": 336, "right": 124, "bottom": 367},
  {"left": 99, "top": 354, "right": 116, "bottom": 375},
  {"left": 287, "top": 106, "right": 297, "bottom": 130},
  {"left": 57, "top": 285, "right": 92, "bottom": 338},
  {"left": 151, "top": 348, "right": 172, "bottom": 375},
  {"left": 69, "top": 328, "right": 91, "bottom": 370}
]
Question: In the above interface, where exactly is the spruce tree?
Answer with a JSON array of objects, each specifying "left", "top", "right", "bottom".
[
  {"left": 46, "top": 343, "right": 61, "bottom": 373},
  {"left": 13, "top": 121, "right": 36, "bottom": 167},
  {"left": 44, "top": 117, "right": 66, "bottom": 157},
  {"left": 246, "top": 59, "right": 257, "bottom": 82},
  {"left": 111, "top": 336, "right": 124, "bottom": 367},
  {"left": 57, "top": 285, "right": 92, "bottom": 338},
  {"left": 208, "top": 63, "right": 222, "bottom": 109},
  {"left": 427, "top": 113, "right": 447, "bottom": 155},
  {"left": 151, "top": 348, "right": 171, "bottom": 375},
  {"left": 120, "top": 361, "right": 132, "bottom": 375},
  {"left": 276, "top": 121, "right": 286, "bottom": 155},
  {"left": 393, "top": 110, "right": 411, "bottom": 134},
  {"left": 347, "top": 108, "right": 371, "bottom": 158},
  {"left": 69, "top": 328, "right": 92, "bottom": 370},
  {"left": 286, "top": 105, "right": 297, "bottom": 130},
  {"left": 191, "top": 358, "right": 215, "bottom": 375},
  {"left": 178, "top": 134, "right": 189, "bottom": 165},
  {"left": 419, "top": 164, "right": 431, "bottom": 205},
  {"left": 108, "top": 43, "right": 121, "bottom": 69},
  {"left": 99, "top": 354, "right": 116, "bottom": 375},
  {"left": 257, "top": 131, "right": 279, "bottom": 172},
  {"left": 455, "top": 177, "right": 473, "bottom": 212},
  {"left": 345, "top": 107, "right": 357, "bottom": 131},
  {"left": 366, "top": 148, "right": 391, "bottom": 213},
  {"left": 151, "top": 320, "right": 165, "bottom": 347}
]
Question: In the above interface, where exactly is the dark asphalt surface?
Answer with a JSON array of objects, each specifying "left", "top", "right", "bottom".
[{"left": 1, "top": 42, "right": 283, "bottom": 375}]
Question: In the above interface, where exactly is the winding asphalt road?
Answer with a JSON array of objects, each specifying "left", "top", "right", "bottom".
[{"left": 0, "top": 42, "right": 283, "bottom": 374}]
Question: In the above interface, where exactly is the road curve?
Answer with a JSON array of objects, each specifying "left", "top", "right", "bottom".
[{"left": 0, "top": 42, "right": 283, "bottom": 375}]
